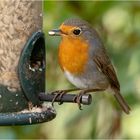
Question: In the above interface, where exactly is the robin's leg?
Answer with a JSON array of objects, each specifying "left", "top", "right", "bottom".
[
  {"left": 73, "top": 88, "right": 105, "bottom": 110},
  {"left": 51, "top": 88, "right": 81, "bottom": 106}
]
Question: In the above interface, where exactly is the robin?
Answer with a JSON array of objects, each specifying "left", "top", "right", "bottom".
[{"left": 48, "top": 18, "right": 130, "bottom": 114}]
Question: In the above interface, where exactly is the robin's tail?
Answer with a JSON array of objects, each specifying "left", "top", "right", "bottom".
[{"left": 113, "top": 90, "right": 131, "bottom": 114}]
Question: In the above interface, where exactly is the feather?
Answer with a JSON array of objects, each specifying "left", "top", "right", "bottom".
[{"left": 93, "top": 48, "right": 130, "bottom": 114}]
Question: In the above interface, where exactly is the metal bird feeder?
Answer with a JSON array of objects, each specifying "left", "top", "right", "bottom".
[{"left": 0, "top": 0, "right": 56, "bottom": 125}]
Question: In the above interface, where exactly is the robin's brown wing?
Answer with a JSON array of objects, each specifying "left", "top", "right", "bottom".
[
  {"left": 93, "top": 48, "right": 131, "bottom": 114},
  {"left": 93, "top": 48, "right": 120, "bottom": 90}
]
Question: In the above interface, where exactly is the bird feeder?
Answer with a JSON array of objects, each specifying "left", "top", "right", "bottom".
[{"left": 0, "top": 0, "right": 56, "bottom": 125}]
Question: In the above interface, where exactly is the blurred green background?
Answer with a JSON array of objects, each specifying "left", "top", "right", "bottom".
[{"left": 0, "top": 1, "right": 140, "bottom": 139}]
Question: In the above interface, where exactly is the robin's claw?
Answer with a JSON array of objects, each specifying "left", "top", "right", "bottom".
[
  {"left": 57, "top": 91, "right": 66, "bottom": 105},
  {"left": 51, "top": 90, "right": 67, "bottom": 106},
  {"left": 51, "top": 93, "right": 58, "bottom": 106},
  {"left": 78, "top": 102, "right": 82, "bottom": 110},
  {"left": 73, "top": 92, "right": 84, "bottom": 110}
]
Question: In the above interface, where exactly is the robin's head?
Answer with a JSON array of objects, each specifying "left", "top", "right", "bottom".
[
  {"left": 48, "top": 18, "right": 93, "bottom": 40},
  {"left": 48, "top": 18, "right": 102, "bottom": 74},
  {"left": 48, "top": 18, "right": 102, "bottom": 58},
  {"left": 49, "top": 18, "right": 94, "bottom": 74}
]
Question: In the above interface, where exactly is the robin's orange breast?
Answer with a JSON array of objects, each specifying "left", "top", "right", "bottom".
[{"left": 58, "top": 36, "right": 89, "bottom": 74}]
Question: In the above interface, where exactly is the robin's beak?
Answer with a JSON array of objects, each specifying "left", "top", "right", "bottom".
[{"left": 48, "top": 29, "right": 61, "bottom": 36}]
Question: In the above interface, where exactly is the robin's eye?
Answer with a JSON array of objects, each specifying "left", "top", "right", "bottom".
[{"left": 73, "top": 28, "right": 81, "bottom": 35}]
